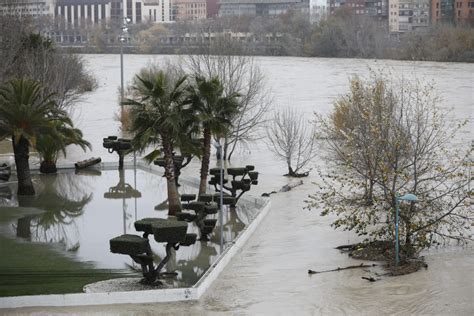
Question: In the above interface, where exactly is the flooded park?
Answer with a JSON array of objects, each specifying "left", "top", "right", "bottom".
[{"left": 0, "top": 55, "right": 473, "bottom": 314}]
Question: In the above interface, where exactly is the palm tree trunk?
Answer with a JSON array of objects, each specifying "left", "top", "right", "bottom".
[
  {"left": 161, "top": 133, "right": 181, "bottom": 216},
  {"left": 12, "top": 136, "right": 35, "bottom": 195},
  {"left": 199, "top": 128, "right": 212, "bottom": 195},
  {"left": 40, "top": 160, "right": 57, "bottom": 174}
]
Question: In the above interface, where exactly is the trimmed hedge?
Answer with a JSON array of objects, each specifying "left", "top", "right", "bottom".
[
  {"left": 176, "top": 212, "right": 196, "bottom": 221},
  {"left": 227, "top": 168, "right": 247, "bottom": 176},
  {"left": 154, "top": 159, "right": 165, "bottom": 167},
  {"left": 134, "top": 218, "right": 167, "bottom": 234},
  {"left": 152, "top": 219, "right": 188, "bottom": 243},
  {"left": 248, "top": 171, "right": 259, "bottom": 180},
  {"left": 184, "top": 201, "right": 205, "bottom": 213},
  {"left": 180, "top": 194, "right": 196, "bottom": 202},
  {"left": 109, "top": 234, "right": 150, "bottom": 255},
  {"left": 204, "top": 219, "right": 217, "bottom": 227},
  {"left": 209, "top": 168, "right": 221, "bottom": 175},
  {"left": 181, "top": 233, "right": 197, "bottom": 246},
  {"left": 204, "top": 203, "right": 218, "bottom": 215},
  {"left": 198, "top": 194, "right": 213, "bottom": 202}
]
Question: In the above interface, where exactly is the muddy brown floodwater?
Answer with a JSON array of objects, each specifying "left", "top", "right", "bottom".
[{"left": 1, "top": 56, "right": 472, "bottom": 315}]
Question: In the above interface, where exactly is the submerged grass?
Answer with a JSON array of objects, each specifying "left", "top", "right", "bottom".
[{"left": 0, "top": 207, "right": 137, "bottom": 297}]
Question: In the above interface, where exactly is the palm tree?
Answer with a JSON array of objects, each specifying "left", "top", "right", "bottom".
[
  {"left": 125, "top": 67, "right": 192, "bottom": 216},
  {"left": 187, "top": 76, "right": 239, "bottom": 195},
  {"left": 36, "top": 120, "right": 91, "bottom": 173},
  {"left": 0, "top": 78, "right": 66, "bottom": 195}
]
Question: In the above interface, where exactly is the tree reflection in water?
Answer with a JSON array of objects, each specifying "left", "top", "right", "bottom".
[
  {"left": 146, "top": 202, "right": 253, "bottom": 286},
  {"left": 15, "top": 172, "right": 93, "bottom": 251},
  {"left": 104, "top": 169, "right": 142, "bottom": 234}
]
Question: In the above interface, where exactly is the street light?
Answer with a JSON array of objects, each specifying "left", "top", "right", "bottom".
[
  {"left": 395, "top": 193, "right": 419, "bottom": 266},
  {"left": 119, "top": 17, "right": 131, "bottom": 108},
  {"left": 218, "top": 143, "right": 224, "bottom": 251},
  {"left": 213, "top": 140, "right": 225, "bottom": 251}
]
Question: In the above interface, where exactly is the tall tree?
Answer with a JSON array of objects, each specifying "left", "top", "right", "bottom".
[
  {"left": 0, "top": 78, "right": 69, "bottom": 195},
  {"left": 125, "top": 65, "right": 190, "bottom": 215},
  {"left": 183, "top": 38, "right": 271, "bottom": 160},
  {"left": 308, "top": 74, "right": 472, "bottom": 255},
  {"left": 187, "top": 76, "right": 239, "bottom": 195},
  {"left": 266, "top": 107, "right": 317, "bottom": 177},
  {"left": 36, "top": 120, "right": 91, "bottom": 173}
]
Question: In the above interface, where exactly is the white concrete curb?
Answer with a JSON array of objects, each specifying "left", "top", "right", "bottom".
[{"left": 0, "top": 161, "right": 271, "bottom": 309}]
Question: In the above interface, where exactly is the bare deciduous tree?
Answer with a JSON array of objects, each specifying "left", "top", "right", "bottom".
[
  {"left": 308, "top": 73, "right": 473, "bottom": 255},
  {"left": 182, "top": 38, "right": 271, "bottom": 160},
  {"left": 0, "top": 17, "right": 96, "bottom": 110},
  {"left": 266, "top": 107, "right": 317, "bottom": 177}
]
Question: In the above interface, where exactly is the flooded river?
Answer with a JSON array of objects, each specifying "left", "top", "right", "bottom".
[{"left": 1, "top": 56, "right": 473, "bottom": 314}]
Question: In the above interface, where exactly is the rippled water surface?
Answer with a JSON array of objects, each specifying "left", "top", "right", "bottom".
[{"left": 0, "top": 56, "right": 472, "bottom": 314}]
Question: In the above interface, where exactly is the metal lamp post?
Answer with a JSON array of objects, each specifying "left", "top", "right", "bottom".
[
  {"left": 119, "top": 17, "right": 131, "bottom": 107},
  {"left": 216, "top": 142, "right": 224, "bottom": 251},
  {"left": 395, "top": 193, "right": 419, "bottom": 266}
]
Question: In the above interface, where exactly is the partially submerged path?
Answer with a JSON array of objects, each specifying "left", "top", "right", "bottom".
[{"left": 2, "top": 175, "right": 473, "bottom": 315}]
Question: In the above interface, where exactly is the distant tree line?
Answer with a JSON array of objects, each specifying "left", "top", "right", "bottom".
[{"left": 51, "top": 8, "right": 474, "bottom": 63}]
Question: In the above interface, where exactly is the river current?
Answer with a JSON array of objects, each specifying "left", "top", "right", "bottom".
[{"left": 2, "top": 55, "right": 473, "bottom": 315}]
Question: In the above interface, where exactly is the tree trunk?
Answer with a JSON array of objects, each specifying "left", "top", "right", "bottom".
[
  {"left": 12, "top": 136, "right": 35, "bottom": 195},
  {"left": 16, "top": 216, "right": 33, "bottom": 239},
  {"left": 161, "top": 133, "right": 181, "bottom": 216},
  {"left": 287, "top": 165, "right": 295, "bottom": 177},
  {"left": 40, "top": 160, "right": 57, "bottom": 174},
  {"left": 199, "top": 128, "right": 212, "bottom": 196}
]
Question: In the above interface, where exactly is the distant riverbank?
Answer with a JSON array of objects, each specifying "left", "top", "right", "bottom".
[{"left": 59, "top": 43, "right": 474, "bottom": 64}]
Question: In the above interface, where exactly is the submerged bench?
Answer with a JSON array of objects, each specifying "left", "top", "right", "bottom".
[{"left": 110, "top": 218, "right": 197, "bottom": 284}]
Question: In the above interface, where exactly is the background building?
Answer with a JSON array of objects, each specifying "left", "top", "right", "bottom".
[
  {"left": 454, "top": 0, "right": 474, "bottom": 24},
  {"left": 0, "top": 0, "right": 55, "bottom": 16},
  {"left": 175, "top": 0, "right": 207, "bottom": 20},
  {"left": 431, "top": 0, "right": 454, "bottom": 23},
  {"left": 397, "top": 0, "right": 429, "bottom": 32},
  {"left": 218, "top": 0, "right": 307, "bottom": 17},
  {"left": 309, "top": 0, "right": 327, "bottom": 23},
  {"left": 329, "top": 0, "right": 388, "bottom": 18}
]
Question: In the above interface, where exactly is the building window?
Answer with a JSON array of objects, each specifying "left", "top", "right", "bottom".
[
  {"left": 136, "top": 2, "right": 141, "bottom": 23},
  {"left": 94, "top": 4, "right": 99, "bottom": 22}
]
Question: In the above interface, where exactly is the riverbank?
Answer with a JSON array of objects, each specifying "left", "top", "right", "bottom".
[{"left": 59, "top": 45, "right": 474, "bottom": 64}]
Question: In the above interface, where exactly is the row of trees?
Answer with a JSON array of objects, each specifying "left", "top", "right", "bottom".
[
  {"left": 57, "top": 9, "right": 474, "bottom": 62},
  {"left": 124, "top": 63, "right": 240, "bottom": 215},
  {"left": 307, "top": 73, "right": 472, "bottom": 255}
]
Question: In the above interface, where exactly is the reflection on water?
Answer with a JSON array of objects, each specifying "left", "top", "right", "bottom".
[
  {"left": 14, "top": 174, "right": 92, "bottom": 250},
  {"left": 0, "top": 167, "right": 259, "bottom": 288}
]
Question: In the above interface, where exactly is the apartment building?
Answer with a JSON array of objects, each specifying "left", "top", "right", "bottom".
[
  {"left": 0, "top": 0, "right": 175, "bottom": 23},
  {"left": 454, "top": 0, "right": 474, "bottom": 23},
  {"left": 310, "top": 0, "right": 327, "bottom": 23},
  {"left": 399, "top": 0, "right": 429, "bottom": 31},
  {"left": 0, "top": 0, "right": 55, "bottom": 16},
  {"left": 431, "top": 0, "right": 454, "bottom": 22},
  {"left": 174, "top": 0, "right": 207, "bottom": 20},
  {"left": 329, "top": 0, "right": 388, "bottom": 17},
  {"left": 218, "top": 0, "right": 308, "bottom": 17}
]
